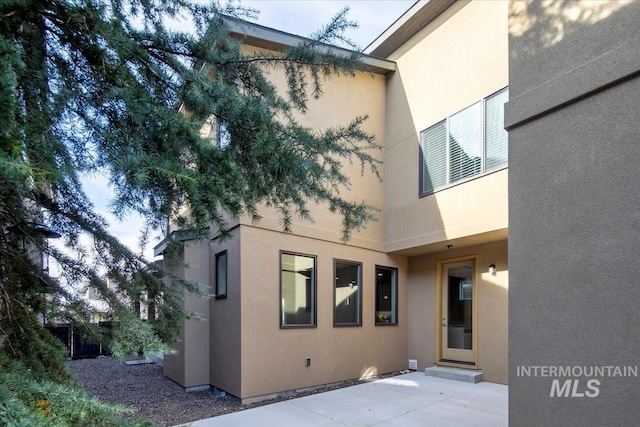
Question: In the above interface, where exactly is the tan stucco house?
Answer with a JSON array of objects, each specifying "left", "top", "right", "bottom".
[{"left": 156, "top": 0, "right": 510, "bottom": 403}]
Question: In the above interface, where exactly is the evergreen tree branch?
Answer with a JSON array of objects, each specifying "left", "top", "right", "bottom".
[{"left": 0, "top": 1, "right": 381, "bottom": 424}]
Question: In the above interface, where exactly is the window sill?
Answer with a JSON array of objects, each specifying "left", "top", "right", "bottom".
[
  {"left": 334, "top": 323, "right": 363, "bottom": 327},
  {"left": 419, "top": 166, "right": 507, "bottom": 198},
  {"left": 214, "top": 295, "right": 227, "bottom": 300},
  {"left": 280, "top": 324, "right": 317, "bottom": 329},
  {"left": 375, "top": 322, "right": 398, "bottom": 326}
]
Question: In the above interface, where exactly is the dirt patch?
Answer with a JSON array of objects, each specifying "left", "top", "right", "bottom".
[{"left": 68, "top": 356, "right": 402, "bottom": 426}]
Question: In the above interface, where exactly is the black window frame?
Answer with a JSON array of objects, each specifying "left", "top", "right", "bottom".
[
  {"left": 214, "top": 250, "right": 228, "bottom": 299},
  {"left": 375, "top": 265, "right": 398, "bottom": 326},
  {"left": 333, "top": 259, "right": 363, "bottom": 327}
]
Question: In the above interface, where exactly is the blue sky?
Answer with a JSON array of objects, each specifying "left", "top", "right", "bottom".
[
  {"left": 239, "top": 1, "right": 415, "bottom": 48},
  {"left": 83, "top": 1, "right": 415, "bottom": 262}
]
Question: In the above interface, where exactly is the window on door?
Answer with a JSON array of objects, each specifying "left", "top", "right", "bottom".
[{"left": 440, "top": 259, "right": 476, "bottom": 364}]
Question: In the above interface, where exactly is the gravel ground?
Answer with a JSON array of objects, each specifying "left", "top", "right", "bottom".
[{"left": 68, "top": 356, "right": 402, "bottom": 427}]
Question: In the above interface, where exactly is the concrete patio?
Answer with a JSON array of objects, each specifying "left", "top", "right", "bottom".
[{"left": 179, "top": 372, "right": 508, "bottom": 426}]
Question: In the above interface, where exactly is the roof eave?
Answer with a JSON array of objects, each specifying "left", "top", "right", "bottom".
[
  {"left": 222, "top": 17, "right": 396, "bottom": 75},
  {"left": 364, "top": 0, "right": 457, "bottom": 58}
]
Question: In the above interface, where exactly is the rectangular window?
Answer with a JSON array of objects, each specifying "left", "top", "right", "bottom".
[
  {"left": 216, "top": 119, "right": 231, "bottom": 149},
  {"left": 421, "top": 121, "right": 447, "bottom": 194},
  {"left": 280, "top": 252, "right": 316, "bottom": 327},
  {"left": 375, "top": 266, "right": 398, "bottom": 325},
  {"left": 420, "top": 87, "right": 508, "bottom": 195},
  {"left": 215, "top": 251, "right": 227, "bottom": 299},
  {"left": 334, "top": 260, "right": 362, "bottom": 326},
  {"left": 485, "top": 88, "right": 509, "bottom": 171},
  {"left": 449, "top": 101, "right": 482, "bottom": 184}
]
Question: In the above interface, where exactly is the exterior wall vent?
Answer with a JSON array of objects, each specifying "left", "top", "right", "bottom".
[{"left": 408, "top": 359, "right": 418, "bottom": 370}]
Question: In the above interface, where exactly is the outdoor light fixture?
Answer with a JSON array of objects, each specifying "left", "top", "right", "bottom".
[{"left": 488, "top": 264, "right": 496, "bottom": 275}]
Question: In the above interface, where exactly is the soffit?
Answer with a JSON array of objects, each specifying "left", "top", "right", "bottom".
[
  {"left": 222, "top": 17, "right": 396, "bottom": 75},
  {"left": 387, "top": 228, "right": 508, "bottom": 257}
]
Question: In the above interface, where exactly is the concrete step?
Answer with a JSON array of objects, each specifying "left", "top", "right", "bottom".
[{"left": 425, "top": 366, "right": 483, "bottom": 383}]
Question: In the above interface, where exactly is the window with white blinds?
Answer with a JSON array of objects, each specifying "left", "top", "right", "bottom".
[
  {"left": 421, "top": 121, "right": 447, "bottom": 194},
  {"left": 449, "top": 101, "right": 482, "bottom": 183},
  {"left": 485, "top": 88, "right": 509, "bottom": 171},
  {"left": 420, "top": 87, "right": 508, "bottom": 195}
]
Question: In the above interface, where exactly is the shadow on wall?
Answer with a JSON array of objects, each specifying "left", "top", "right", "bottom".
[
  {"left": 508, "top": 0, "right": 640, "bottom": 424},
  {"left": 384, "top": 68, "right": 447, "bottom": 251},
  {"left": 509, "top": 0, "right": 628, "bottom": 55},
  {"left": 385, "top": 1, "right": 511, "bottom": 254},
  {"left": 508, "top": 0, "right": 636, "bottom": 96}
]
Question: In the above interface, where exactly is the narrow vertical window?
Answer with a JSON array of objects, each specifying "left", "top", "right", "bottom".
[
  {"left": 216, "top": 120, "right": 231, "bottom": 149},
  {"left": 375, "top": 266, "right": 398, "bottom": 325},
  {"left": 215, "top": 251, "right": 227, "bottom": 299},
  {"left": 485, "top": 87, "right": 509, "bottom": 171},
  {"left": 420, "top": 120, "right": 447, "bottom": 194},
  {"left": 334, "top": 260, "right": 362, "bottom": 326},
  {"left": 280, "top": 252, "right": 316, "bottom": 327}
]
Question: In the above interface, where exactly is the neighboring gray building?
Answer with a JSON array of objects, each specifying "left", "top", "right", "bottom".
[{"left": 507, "top": 0, "right": 640, "bottom": 425}]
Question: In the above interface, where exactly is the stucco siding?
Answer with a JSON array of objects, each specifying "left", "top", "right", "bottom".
[
  {"left": 238, "top": 64, "right": 388, "bottom": 251},
  {"left": 209, "top": 228, "right": 243, "bottom": 397},
  {"left": 407, "top": 239, "right": 508, "bottom": 384},
  {"left": 238, "top": 226, "right": 407, "bottom": 399},
  {"left": 384, "top": 0, "right": 510, "bottom": 254},
  {"left": 508, "top": 0, "right": 640, "bottom": 424},
  {"left": 163, "top": 242, "right": 211, "bottom": 389}
]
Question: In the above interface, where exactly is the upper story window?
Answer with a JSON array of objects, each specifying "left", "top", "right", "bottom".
[
  {"left": 420, "top": 87, "right": 508, "bottom": 195},
  {"left": 216, "top": 119, "right": 231, "bottom": 150}
]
